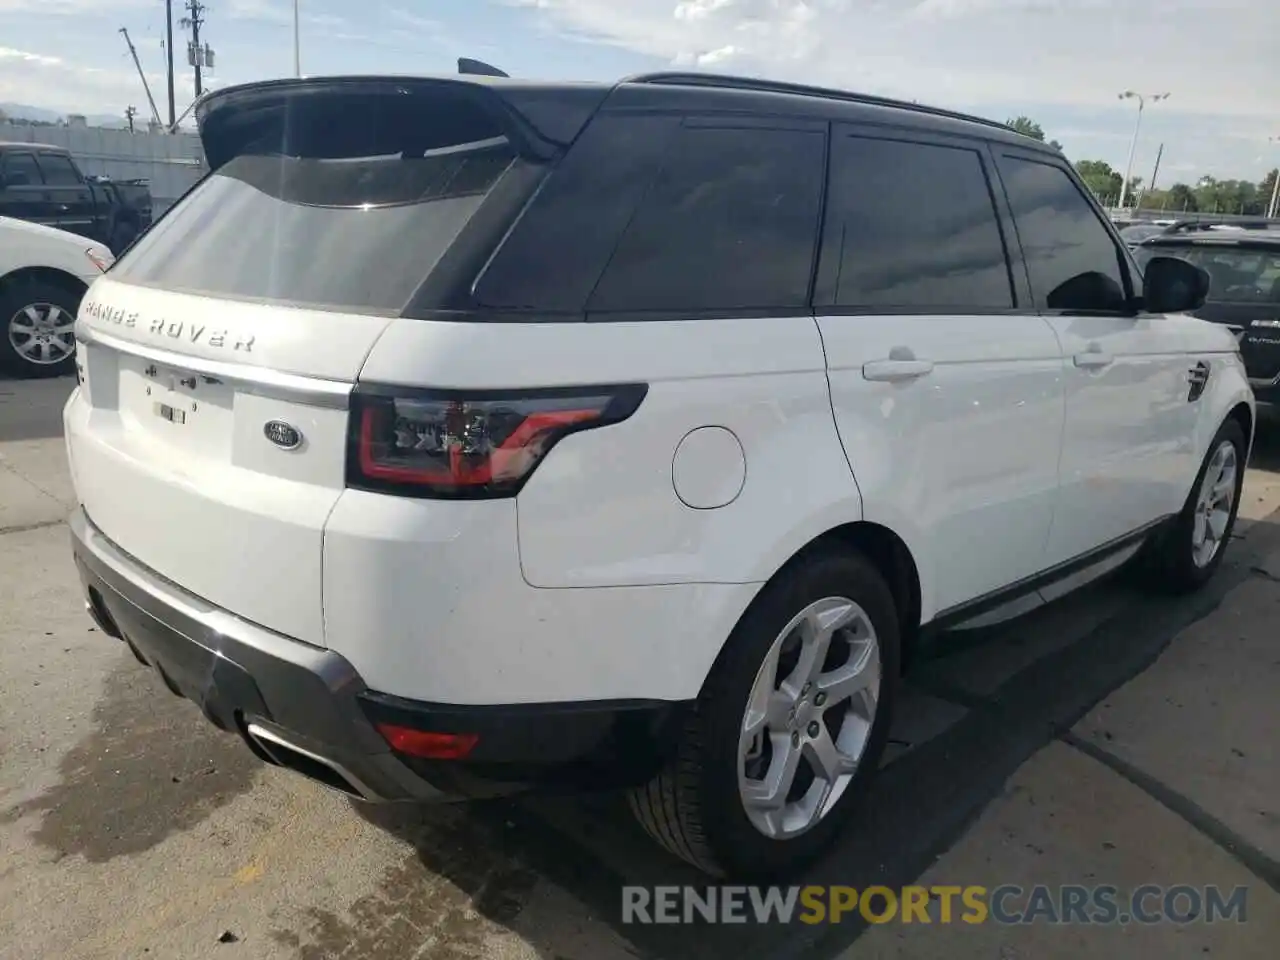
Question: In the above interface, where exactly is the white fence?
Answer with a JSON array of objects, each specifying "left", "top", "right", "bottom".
[{"left": 0, "top": 123, "right": 205, "bottom": 213}]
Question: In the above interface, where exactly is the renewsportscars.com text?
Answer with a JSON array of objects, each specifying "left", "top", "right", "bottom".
[{"left": 621, "top": 884, "right": 1249, "bottom": 926}]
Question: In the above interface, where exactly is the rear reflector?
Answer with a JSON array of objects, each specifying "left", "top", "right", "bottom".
[
  {"left": 376, "top": 724, "right": 480, "bottom": 760},
  {"left": 348, "top": 383, "right": 647, "bottom": 499}
]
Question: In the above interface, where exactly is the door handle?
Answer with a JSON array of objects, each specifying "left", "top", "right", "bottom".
[
  {"left": 58, "top": 204, "right": 70, "bottom": 212},
  {"left": 863, "top": 347, "right": 935, "bottom": 382},
  {"left": 1073, "top": 344, "right": 1113, "bottom": 369}
]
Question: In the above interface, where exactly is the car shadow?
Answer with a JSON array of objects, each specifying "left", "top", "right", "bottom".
[{"left": 350, "top": 512, "right": 1280, "bottom": 960}]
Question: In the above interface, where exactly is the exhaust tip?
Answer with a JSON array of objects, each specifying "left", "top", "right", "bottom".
[
  {"left": 244, "top": 724, "right": 380, "bottom": 801},
  {"left": 85, "top": 588, "right": 122, "bottom": 639}
]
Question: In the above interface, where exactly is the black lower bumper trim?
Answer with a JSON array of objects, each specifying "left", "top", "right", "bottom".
[
  {"left": 359, "top": 692, "right": 692, "bottom": 792},
  {"left": 69, "top": 508, "right": 690, "bottom": 801}
]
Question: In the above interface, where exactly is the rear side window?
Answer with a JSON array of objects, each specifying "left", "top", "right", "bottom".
[
  {"left": 584, "top": 123, "right": 826, "bottom": 316},
  {"left": 2, "top": 152, "right": 42, "bottom": 185},
  {"left": 997, "top": 155, "right": 1129, "bottom": 313},
  {"left": 37, "top": 154, "right": 81, "bottom": 186},
  {"left": 820, "top": 135, "right": 1013, "bottom": 310}
]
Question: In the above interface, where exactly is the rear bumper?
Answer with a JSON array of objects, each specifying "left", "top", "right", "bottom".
[{"left": 70, "top": 507, "right": 687, "bottom": 801}]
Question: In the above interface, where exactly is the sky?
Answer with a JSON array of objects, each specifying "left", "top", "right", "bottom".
[{"left": 0, "top": 0, "right": 1276, "bottom": 184}]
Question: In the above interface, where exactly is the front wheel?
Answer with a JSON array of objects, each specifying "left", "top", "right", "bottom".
[
  {"left": 629, "top": 549, "right": 900, "bottom": 879},
  {"left": 1143, "top": 418, "right": 1246, "bottom": 594}
]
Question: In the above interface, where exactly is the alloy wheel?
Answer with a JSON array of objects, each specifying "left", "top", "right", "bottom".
[
  {"left": 1191, "top": 439, "right": 1238, "bottom": 569},
  {"left": 738, "top": 596, "right": 881, "bottom": 840},
  {"left": 7, "top": 302, "right": 76, "bottom": 366}
]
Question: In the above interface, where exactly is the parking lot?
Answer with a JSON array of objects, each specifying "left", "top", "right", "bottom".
[{"left": 2, "top": 373, "right": 1278, "bottom": 960}]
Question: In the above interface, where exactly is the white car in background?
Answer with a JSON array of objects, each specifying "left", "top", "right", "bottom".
[{"left": 1, "top": 215, "right": 113, "bottom": 377}]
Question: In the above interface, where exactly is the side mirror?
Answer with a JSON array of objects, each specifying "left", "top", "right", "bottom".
[{"left": 1143, "top": 256, "right": 1210, "bottom": 314}]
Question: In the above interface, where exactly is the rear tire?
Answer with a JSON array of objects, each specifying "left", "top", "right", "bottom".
[
  {"left": 1141, "top": 418, "right": 1246, "bottom": 595},
  {"left": 0, "top": 278, "right": 83, "bottom": 379},
  {"left": 629, "top": 548, "right": 900, "bottom": 880}
]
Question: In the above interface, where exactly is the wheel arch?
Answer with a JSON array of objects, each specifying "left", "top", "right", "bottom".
[
  {"left": 0, "top": 265, "right": 90, "bottom": 301},
  {"left": 1224, "top": 399, "right": 1254, "bottom": 459},
  {"left": 701, "top": 519, "right": 924, "bottom": 698}
]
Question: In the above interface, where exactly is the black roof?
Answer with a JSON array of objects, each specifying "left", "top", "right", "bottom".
[{"left": 196, "top": 70, "right": 1056, "bottom": 160}]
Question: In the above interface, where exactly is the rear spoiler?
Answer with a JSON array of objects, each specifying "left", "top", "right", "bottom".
[{"left": 195, "top": 73, "right": 609, "bottom": 171}]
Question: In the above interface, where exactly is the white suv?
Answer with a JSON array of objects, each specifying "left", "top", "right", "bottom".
[{"left": 65, "top": 71, "right": 1252, "bottom": 880}]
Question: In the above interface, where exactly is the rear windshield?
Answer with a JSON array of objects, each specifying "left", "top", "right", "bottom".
[
  {"left": 1135, "top": 244, "right": 1280, "bottom": 304},
  {"left": 110, "top": 137, "right": 517, "bottom": 313}
]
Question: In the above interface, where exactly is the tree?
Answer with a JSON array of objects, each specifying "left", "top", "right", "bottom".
[
  {"left": 1166, "top": 183, "right": 1197, "bottom": 212},
  {"left": 1192, "top": 178, "right": 1261, "bottom": 215},
  {"left": 1075, "top": 159, "right": 1123, "bottom": 204},
  {"left": 1007, "top": 116, "right": 1045, "bottom": 141}
]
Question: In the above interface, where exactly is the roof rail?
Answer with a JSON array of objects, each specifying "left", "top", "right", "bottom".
[
  {"left": 1162, "top": 218, "right": 1279, "bottom": 235},
  {"left": 458, "top": 57, "right": 509, "bottom": 78},
  {"left": 624, "top": 71, "right": 1016, "bottom": 135}
]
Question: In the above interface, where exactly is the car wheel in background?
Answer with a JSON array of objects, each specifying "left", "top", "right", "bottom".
[{"left": 0, "top": 278, "right": 83, "bottom": 379}]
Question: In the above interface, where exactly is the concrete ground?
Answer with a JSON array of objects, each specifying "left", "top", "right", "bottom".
[{"left": 1, "top": 372, "right": 1277, "bottom": 960}]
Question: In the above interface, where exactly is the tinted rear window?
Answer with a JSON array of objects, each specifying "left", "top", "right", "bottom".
[
  {"left": 111, "top": 138, "right": 518, "bottom": 314},
  {"left": 1137, "top": 244, "right": 1280, "bottom": 304}
]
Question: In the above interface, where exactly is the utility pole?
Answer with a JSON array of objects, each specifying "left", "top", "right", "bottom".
[
  {"left": 1148, "top": 143, "right": 1164, "bottom": 194},
  {"left": 182, "top": 0, "right": 208, "bottom": 99},
  {"left": 293, "top": 0, "right": 301, "bottom": 77},
  {"left": 165, "top": 0, "right": 176, "bottom": 128}
]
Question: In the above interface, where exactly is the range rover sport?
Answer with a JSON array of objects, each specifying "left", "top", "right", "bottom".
[{"left": 66, "top": 69, "right": 1252, "bottom": 880}]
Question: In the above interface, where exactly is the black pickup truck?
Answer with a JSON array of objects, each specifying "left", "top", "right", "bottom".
[{"left": 0, "top": 141, "right": 153, "bottom": 255}]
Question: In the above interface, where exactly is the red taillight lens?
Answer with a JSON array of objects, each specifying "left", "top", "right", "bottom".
[
  {"left": 376, "top": 724, "right": 480, "bottom": 760},
  {"left": 348, "top": 384, "right": 647, "bottom": 498}
]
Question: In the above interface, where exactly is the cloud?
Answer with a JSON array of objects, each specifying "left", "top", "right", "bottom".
[
  {"left": 499, "top": 0, "right": 1279, "bottom": 121},
  {"left": 0, "top": 0, "right": 151, "bottom": 11},
  {"left": 0, "top": 42, "right": 199, "bottom": 120}
]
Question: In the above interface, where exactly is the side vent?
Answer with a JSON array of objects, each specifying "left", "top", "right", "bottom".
[{"left": 1188, "top": 360, "right": 1211, "bottom": 402}]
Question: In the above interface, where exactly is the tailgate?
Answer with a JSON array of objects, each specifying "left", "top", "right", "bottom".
[{"left": 68, "top": 277, "right": 392, "bottom": 647}]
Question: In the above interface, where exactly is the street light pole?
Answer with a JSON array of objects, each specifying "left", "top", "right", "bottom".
[
  {"left": 1118, "top": 91, "right": 1169, "bottom": 212},
  {"left": 1268, "top": 136, "right": 1280, "bottom": 220},
  {"left": 293, "top": 0, "right": 301, "bottom": 77}
]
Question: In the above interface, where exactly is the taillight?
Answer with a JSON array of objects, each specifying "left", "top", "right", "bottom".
[{"left": 347, "top": 383, "right": 647, "bottom": 498}]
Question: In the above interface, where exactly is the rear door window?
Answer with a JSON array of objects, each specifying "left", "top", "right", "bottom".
[
  {"left": 584, "top": 121, "right": 827, "bottom": 317},
  {"left": 37, "top": 154, "right": 82, "bottom": 186},
  {"left": 996, "top": 154, "right": 1131, "bottom": 313},
  {"left": 2, "top": 152, "right": 43, "bottom": 186},
  {"left": 817, "top": 133, "right": 1014, "bottom": 311}
]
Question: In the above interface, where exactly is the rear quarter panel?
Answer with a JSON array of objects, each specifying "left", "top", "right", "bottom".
[{"left": 357, "top": 315, "right": 864, "bottom": 589}]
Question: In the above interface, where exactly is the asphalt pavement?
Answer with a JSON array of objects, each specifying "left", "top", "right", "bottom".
[{"left": 1, "top": 372, "right": 1277, "bottom": 959}]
